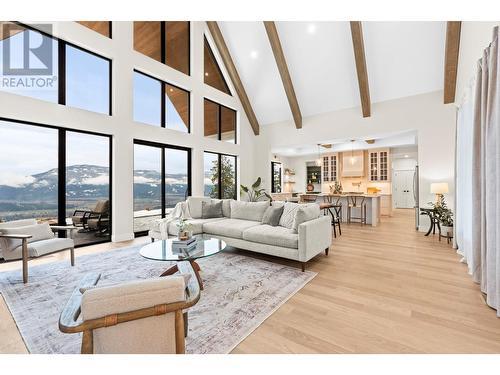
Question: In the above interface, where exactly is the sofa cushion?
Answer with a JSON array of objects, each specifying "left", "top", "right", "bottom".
[
  {"left": 292, "top": 204, "right": 321, "bottom": 233},
  {"left": 230, "top": 201, "right": 269, "bottom": 222},
  {"left": 3, "top": 238, "right": 74, "bottom": 261},
  {"left": 243, "top": 225, "right": 299, "bottom": 249},
  {"left": 221, "top": 199, "right": 232, "bottom": 218},
  {"left": 0, "top": 223, "right": 55, "bottom": 252},
  {"left": 167, "top": 218, "right": 226, "bottom": 236},
  {"left": 186, "top": 197, "right": 212, "bottom": 219},
  {"left": 261, "top": 205, "right": 284, "bottom": 226},
  {"left": 203, "top": 218, "right": 261, "bottom": 239},
  {"left": 201, "top": 200, "right": 223, "bottom": 219}
]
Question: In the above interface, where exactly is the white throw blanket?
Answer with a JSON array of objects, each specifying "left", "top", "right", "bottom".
[{"left": 151, "top": 201, "right": 193, "bottom": 238}]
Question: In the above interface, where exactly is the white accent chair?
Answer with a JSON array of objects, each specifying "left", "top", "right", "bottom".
[
  {"left": 0, "top": 218, "right": 76, "bottom": 283},
  {"left": 59, "top": 262, "right": 200, "bottom": 354}
]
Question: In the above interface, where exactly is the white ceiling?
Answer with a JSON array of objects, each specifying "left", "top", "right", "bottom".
[{"left": 218, "top": 21, "right": 446, "bottom": 125}]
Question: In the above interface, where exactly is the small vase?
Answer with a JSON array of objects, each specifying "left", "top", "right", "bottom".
[{"left": 178, "top": 231, "right": 189, "bottom": 241}]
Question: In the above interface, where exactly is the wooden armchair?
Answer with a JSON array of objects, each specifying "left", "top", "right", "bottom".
[
  {"left": 0, "top": 219, "right": 76, "bottom": 283},
  {"left": 59, "top": 262, "right": 200, "bottom": 354}
]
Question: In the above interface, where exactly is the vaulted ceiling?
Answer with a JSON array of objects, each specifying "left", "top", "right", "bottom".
[{"left": 217, "top": 21, "right": 447, "bottom": 126}]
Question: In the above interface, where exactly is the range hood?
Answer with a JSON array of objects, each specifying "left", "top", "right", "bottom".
[{"left": 342, "top": 151, "right": 364, "bottom": 177}]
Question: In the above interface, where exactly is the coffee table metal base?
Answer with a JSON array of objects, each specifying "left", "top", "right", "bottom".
[{"left": 160, "top": 260, "right": 204, "bottom": 290}]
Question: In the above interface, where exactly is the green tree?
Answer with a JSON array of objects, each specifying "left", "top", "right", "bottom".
[{"left": 210, "top": 156, "right": 235, "bottom": 199}]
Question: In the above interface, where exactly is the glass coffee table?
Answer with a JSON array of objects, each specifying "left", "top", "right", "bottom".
[{"left": 140, "top": 235, "right": 226, "bottom": 290}]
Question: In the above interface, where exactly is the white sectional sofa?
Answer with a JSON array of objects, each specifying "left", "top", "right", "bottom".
[{"left": 149, "top": 197, "right": 332, "bottom": 271}]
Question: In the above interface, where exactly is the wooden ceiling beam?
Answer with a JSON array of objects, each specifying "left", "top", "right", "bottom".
[
  {"left": 264, "top": 21, "right": 302, "bottom": 129},
  {"left": 206, "top": 21, "right": 260, "bottom": 136},
  {"left": 443, "top": 21, "right": 462, "bottom": 104},
  {"left": 350, "top": 21, "right": 371, "bottom": 118}
]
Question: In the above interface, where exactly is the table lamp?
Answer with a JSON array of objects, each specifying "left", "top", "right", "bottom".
[{"left": 430, "top": 182, "right": 448, "bottom": 205}]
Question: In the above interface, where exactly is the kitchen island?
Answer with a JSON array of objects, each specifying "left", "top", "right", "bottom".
[{"left": 299, "top": 193, "right": 382, "bottom": 227}]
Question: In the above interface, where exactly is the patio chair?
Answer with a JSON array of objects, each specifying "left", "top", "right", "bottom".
[
  {"left": 72, "top": 200, "right": 109, "bottom": 232},
  {"left": 59, "top": 262, "right": 200, "bottom": 354}
]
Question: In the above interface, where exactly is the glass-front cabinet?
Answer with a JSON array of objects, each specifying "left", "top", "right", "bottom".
[
  {"left": 368, "top": 149, "right": 391, "bottom": 182},
  {"left": 322, "top": 153, "right": 338, "bottom": 183}
]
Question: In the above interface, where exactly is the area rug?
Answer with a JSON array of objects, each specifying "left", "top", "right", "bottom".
[{"left": 0, "top": 246, "right": 316, "bottom": 354}]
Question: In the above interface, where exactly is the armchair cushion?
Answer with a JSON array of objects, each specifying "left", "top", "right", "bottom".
[
  {"left": 0, "top": 223, "right": 54, "bottom": 252},
  {"left": 4, "top": 238, "right": 74, "bottom": 261}
]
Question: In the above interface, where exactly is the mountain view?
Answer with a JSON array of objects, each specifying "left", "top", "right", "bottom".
[{"left": 0, "top": 164, "right": 188, "bottom": 221}]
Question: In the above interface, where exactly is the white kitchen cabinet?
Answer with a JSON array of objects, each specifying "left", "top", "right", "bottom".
[
  {"left": 368, "top": 148, "right": 391, "bottom": 182},
  {"left": 322, "top": 153, "right": 338, "bottom": 182}
]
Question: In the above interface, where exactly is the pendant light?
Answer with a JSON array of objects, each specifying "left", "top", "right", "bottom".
[
  {"left": 316, "top": 144, "right": 322, "bottom": 166},
  {"left": 350, "top": 140, "right": 355, "bottom": 165}
]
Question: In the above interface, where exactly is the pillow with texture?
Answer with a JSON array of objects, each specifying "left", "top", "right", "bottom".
[
  {"left": 292, "top": 204, "right": 321, "bottom": 233},
  {"left": 278, "top": 202, "right": 301, "bottom": 229},
  {"left": 186, "top": 197, "right": 211, "bottom": 219},
  {"left": 221, "top": 199, "right": 232, "bottom": 217},
  {"left": 230, "top": 200, "right": 269, "bottom": 222},
  {"left": 201, "top": 200, "right": 223, "bottom": 219},
  {"left": 261, "top": 205, "right": 284, "bottom": 226}
]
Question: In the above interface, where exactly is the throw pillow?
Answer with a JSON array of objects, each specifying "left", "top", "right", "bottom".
[
  {"left": 292, "top": 204, "right": 321, "bottom": 233},
  {"left": 1, "top": 222, "right": 55, "bottom": 252},
  {"left": 201, "top": 200, "right": 223, "bottom": 219},
  {"left": 261, "top": 205, "right": 284, "bottom": 226},
  {"left": 278, "top": 202, "right": 301, "bottom": 229}
]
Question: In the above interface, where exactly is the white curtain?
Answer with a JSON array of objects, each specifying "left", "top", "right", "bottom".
[{"left": 456, "top": 26, "right": 500, "bottom": 316}]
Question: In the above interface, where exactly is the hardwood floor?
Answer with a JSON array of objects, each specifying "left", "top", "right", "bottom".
[{"left": 1, "top": 209, "right": 500, "bottom": 353}]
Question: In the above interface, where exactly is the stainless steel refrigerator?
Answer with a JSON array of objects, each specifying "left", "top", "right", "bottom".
[{"left": 413, "top": 165, "right": 420, "bottom": 230}]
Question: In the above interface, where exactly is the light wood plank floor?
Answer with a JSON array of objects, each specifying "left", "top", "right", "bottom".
[{"left": 1, "top": 209, "right": 500, "bottom": 353}]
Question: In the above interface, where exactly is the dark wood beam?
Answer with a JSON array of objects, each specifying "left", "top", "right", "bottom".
[
  {"left": 206, "top": 21, "right": 260, "bottom": 136},
  {"left": 443, "top": 21, "right": 461, "bottom": 104},
  {"left": 350, "top": 21, "right": 371, "bottom": 118},
  {"left": 264, "top": 21, "right": 302, "bottom": 129}
]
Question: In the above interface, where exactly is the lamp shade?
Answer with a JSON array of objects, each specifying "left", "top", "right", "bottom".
[{"left": 430, "top": 182, "right": 449, "bottom": 194}]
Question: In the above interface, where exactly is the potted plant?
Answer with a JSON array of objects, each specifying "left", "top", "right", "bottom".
[
  {"left": 429, "top": 195, "right": 453, "bottom": 237},
  {"left": 240, "top": 177, "right": 272, "bottom": 202},
  {"left": 176, "top": 218, "right": 193, "bottom": 241}
]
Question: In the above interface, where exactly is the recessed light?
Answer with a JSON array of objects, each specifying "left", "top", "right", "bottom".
[
  {"left": 204, "top": 72, "right": 209, "bottom": 76},
  {"left": 169, "top": 88, "right": 174, "bottom": 92},
  {"left": 307, "top": 23, "right": 317, "bottom": 34},
  {"left": 404, "top": 155, "right": 409, "bottom": 158},
  {"left": 250, "top": 50, "right": 258, "bottom": 59}
]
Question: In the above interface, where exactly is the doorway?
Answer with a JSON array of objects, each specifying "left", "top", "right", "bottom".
[{"left": 393, "top": 169, "right": 415, "bottom": 209}]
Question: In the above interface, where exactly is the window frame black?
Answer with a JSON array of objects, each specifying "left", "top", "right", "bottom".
[
  {"left": 0, "top": 116, "right": 113, "bottom": 248},
  {"left": 133, "top": 139, "right": 192, "bottom": 237},
  {"left": 271, "top": 161, "right": 282, "bottom": 194},
  {"left": 133, "top": 69, "right": 191, "bottom": 133},
  {"left": 204, "top": 151, "right": 238, "bottom": 200},
  {"left": 203, "top": 97, "right": 237, "bottom": 144},
  {"left": 14, "top": 22, "right": 113, "bottom": 116}
]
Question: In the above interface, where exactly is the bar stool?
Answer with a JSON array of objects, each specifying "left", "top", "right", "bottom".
[
  {"left": 320, "top": 198, "right": 342, "bottom": 238},
  {"left": 347, "top": 195, "right": 366, "bottom": 225}
]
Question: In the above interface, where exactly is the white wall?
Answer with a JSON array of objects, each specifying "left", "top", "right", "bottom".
[
  {"left": 254, "top": 91, "right": 456, "bottom": 231},
  {"left": 456, "top": 22, "right": 500, "bottom": 105},
  {"left": 0, "top": 21, "right": 257, "bottom": 242}
]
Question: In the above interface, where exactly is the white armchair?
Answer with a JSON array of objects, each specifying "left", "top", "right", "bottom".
[
  {"left": 59, "top": 262, "right": 200, "bottom": 354},
  {"left": 0, "top": 219, "right": 76, "bottom": 283}
]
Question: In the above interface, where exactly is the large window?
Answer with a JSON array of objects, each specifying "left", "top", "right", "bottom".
[
  {"left": 0, "top": 118, "right": 112, "bottom": 247},
  {"left": 204, "top": 152, "right": 237, "bottom": 200},
  {"left": 204, "top": 98, "right": 236, "bottom": 143},
  {"left": 0, "top": 22, "right": 111, "bottom": 115},
  {"left": 133, "top": 70, "right": 190, "bottom": 133},
  {"left": 271, "top": 162, "right": 282, "bottom": 193},
  {"left": 76, "top": 22, "right": 112, "bottom": 38},
  {"left": 65, "top": 45, "right": 111, "bottom": 115},
  {"left": 134, "top": 141, "right": 191, "bottom": 235},
  {"left": 134, "top": 21, "right": 190, "bottom": 75},
  {"left": 204, "top": 36, "right": 230, "bottom": 95}
]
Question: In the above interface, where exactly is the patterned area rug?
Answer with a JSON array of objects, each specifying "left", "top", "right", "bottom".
[{"left": 0, "top": 246, "right": 316, "bottom": 354}]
